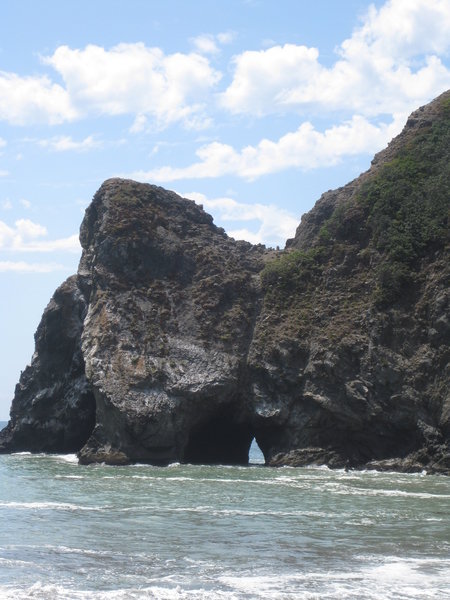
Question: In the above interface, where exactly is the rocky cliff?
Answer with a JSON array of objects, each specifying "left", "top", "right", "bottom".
[{"left": 1, "top": 91, "right": 449, "bottom": 473}]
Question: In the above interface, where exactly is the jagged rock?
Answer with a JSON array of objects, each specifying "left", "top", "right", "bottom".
[
  {"left": 74, "top": 180, "right": 264, "bottom": 465},
  {"left": 250, "top": 90, "right": 450, "bottom": 473},
  {"left": 1, "top": 91, "right": 449, "bottom": 473},
  {"left": 0, "top": 276, "right": 95, "bottom": 453}
]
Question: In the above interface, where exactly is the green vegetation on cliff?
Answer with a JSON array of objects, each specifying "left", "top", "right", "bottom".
[{"left": 262, "top": 95, "right": 450, "bottom": 307}]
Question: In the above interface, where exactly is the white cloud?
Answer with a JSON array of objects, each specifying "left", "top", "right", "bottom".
[
  {"left": 191, "top": 32, "right": 236, "bottom": 55},
  {"left": 0, "top": 170, "right": 9, "bottom": 177},
  {"left": 38, "top": 135, "right": 101, "bottom": 152},
  {"left": 131, "top": 113, "right": 403, "bottom": 182},
  {"left": 0, "top": 72, "right": 78, "bottom": 125},
  {"left": 0, "top": 261, "right": 67, "bottom": 273},
  {"left": 1, "top": 1, "right": 447, "bottom": 131},
  {"left": 0, "top": 43, "right": 221, "bottom": 128},
  {"left": 221, "top": 0, "right": 450, "bottom": 117},
  {"left": 222, "top": 44, "right": 322, "bottom": 116},
  {"left": 0, "top": 219, "right": 80, "bottom": 253},
  {"left": 14, "top": 218, "right": 46, "bottom": 240},
  {"left": 1, "top": 199, "right": 12, "bottom": 210},
  {"left": 23, "top": 234, "right": 80, "bottom": 253},
  {"left": 43, "top": 43, "right": 221, "bottom": 128},
  {"left": 217, "top": 32, "right": 235, "bottom": 45},
  {"left": 129, "top": 114, "right": 148, "bottom": 133},
  {"left": 183, "top": 191, "right": 298, "bottom": 247},
  {"left": 19, "top": 199, "right": 31, "bottom": 209},
  {"left": 0, "top": 138, "right": 6, "bottom": 148},
  {"left": 191, "top": 34, "right": 220, "bottom": 55}
]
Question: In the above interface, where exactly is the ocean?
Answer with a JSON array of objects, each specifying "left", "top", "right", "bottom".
[{"left": 0, "top": 426, "right": 449, "bottom": 599}]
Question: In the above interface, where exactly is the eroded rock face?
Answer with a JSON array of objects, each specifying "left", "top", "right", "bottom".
[
  {"left": 0, "top": 276, "right": 95, "bottom": 453},
  {"left": 1, "top": 91, "right": 449, "bottom": 473},
  {"left": 249, "top": 91, "right": 450, "bottom": 474},
  {"left": 76, "top": 180, "right": 264, "bottom": 465}
]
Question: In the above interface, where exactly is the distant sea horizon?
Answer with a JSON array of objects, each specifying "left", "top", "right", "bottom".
[{"left": 0, "top": 421, "right": 6, "bottom": 431}]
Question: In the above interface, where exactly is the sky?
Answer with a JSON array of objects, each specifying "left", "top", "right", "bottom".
[{"left": 0, "top": 0, "right": 449, "bottom": 419}]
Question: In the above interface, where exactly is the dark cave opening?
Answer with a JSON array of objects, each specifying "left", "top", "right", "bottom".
[{"left": 184, "top": 412, "right": 254, "bottom": 465}]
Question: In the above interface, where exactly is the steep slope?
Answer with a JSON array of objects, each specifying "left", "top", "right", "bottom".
[
  {"left": 249, "top": 90, "right": 449, "bottom": 473},
  {"left": 0, "top": 91, "right": 449, "bottom": 473}
]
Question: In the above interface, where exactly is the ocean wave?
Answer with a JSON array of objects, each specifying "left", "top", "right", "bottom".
[
  {"left": 331, "top": 487, "right": 450, "bottom": 499},
  {"left": 1, "top": 554, "right": 449, "bottom": 600},
  {"left": 0, "top": 502, "right": 110, "bottom": 512},
  {"left": 52, "top": 454, "right": 79, "bottom": 463},
  {"left": 0, "top": 583, "right": 234, "bottom": 600}
]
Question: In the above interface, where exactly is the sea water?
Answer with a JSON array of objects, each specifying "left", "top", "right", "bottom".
[{"left": 0, "top": 432, "right": 449, "bottom": 599}]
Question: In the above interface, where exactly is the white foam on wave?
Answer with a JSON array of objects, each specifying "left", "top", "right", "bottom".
[
  {"left": 0, "top": 557, "right": 33, "bottom": 567},
  {"left": 92, "top": 473, "right": 314, "bottom": 490},
  {"left": 0, "top": 581, "right": 246, "bottom": 599},
  {"left": 333, "top": 487, "right": 450, "bottom": 499},
  {"left": 45, "top": 544, "right": 127, "bottom": 559},
  {"left": 7, "top": 544, "right": 130, "bottom": 560},
  {"left": 9, "top": 452, "right": 79, "bottom": 466},
  {"left": 0, "top": 501, "right": 109, "bottom": 512},
  {"left": 166, "top": 506, "right": 333, "bottom": 519},
  {"left": 1, "top": 556, "right": 449, "bottom": 600},
  {"left": 362, "top": 556, "right": 450, "bottom": 598},
  {"left": 219, "top": 559, "right": 450, "bottom": 599},
  {"left": 53, "top": 454, "right": 79, "bottom": 463}
]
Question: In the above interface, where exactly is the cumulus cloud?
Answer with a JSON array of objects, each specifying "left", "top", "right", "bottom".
[
  {"left": 183, "top": 191, "right": 298, "bottom": 247},
  {"left": 0, "top": 72, "right": 78, "bottom": 125},
  {"left": 0, "top": 219, "right": 80, "bottom": 253},
  {"left": 38, "top": 135, "right": 101, "bottom": 152},
  {"left": 0, "top": 261, "right": 67, "bottom": 273},
  {"left": 43, "top": 43, "right": 221, "bottom": 128},
  {"left": 221, "top": 0, "right": 450, "bottom": 117},
  {"left": 0, "top": 1, "right": 448, "bottom": 132},
  {"left": 131, "top": 114, "right": 403, "bottom": 182},
  {"left": 0, "top": 170, "right": 9, "bottom": 178},
  {"left": 0, "top": 43, "right": 220, "bottom": 128}
]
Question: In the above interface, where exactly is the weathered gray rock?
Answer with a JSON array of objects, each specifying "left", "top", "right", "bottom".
[
  {"left": 0, "top": 276, "right": 95, "bottom": 453},
  {"left": 76, "top": 180, "right": 264, "bottom": 465},
  {"left": 249, "top": 90, "right": 450, "bottom": 473},
  {"left": 1, "top": 91, "right": 449, "bottom": 473}
]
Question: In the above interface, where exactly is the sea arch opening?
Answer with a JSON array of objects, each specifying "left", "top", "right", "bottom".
[
  {"left": 248, "top": 437, "right": 265, "bottom": 465},
  {"left": 184, "top": 408, "right": 264, "bottom": 466}
]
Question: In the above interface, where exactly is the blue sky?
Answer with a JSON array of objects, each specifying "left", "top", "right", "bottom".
[{"left": 1, "top": 0, "right": 449, "bottom": 419}]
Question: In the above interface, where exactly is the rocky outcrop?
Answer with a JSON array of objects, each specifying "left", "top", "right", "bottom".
[
  {"left": 1, "top": 91, "right": 449, "bottom": 473},
  {"left": 249, "top": 90, "right": 450, "bottom": 474},
  {"left": 0, "top": 276, "right": 95, "bottom": 453},
  {"left": 74, "top": 180, "right": 264, "bottom": 465}
]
